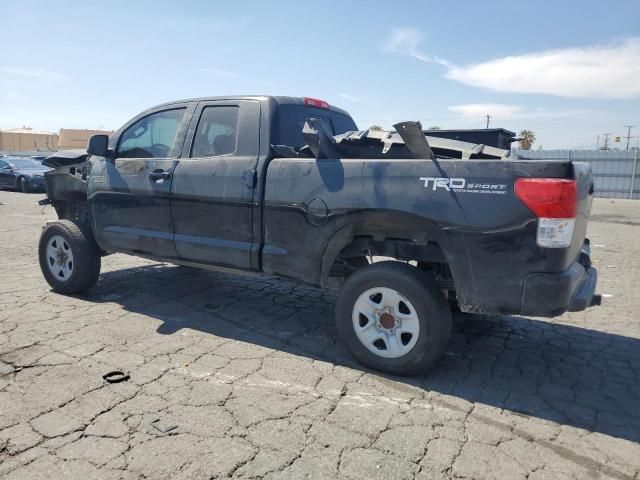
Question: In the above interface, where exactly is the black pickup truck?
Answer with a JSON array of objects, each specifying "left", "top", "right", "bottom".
[{"left": 38, "top": 95, "right": 600, "bottom": 375}]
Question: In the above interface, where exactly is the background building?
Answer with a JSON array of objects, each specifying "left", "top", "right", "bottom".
[
  {"left": 57, "top": 128, "right": 114, "bottom": 150},
  {"left": 0, "top": 128, "right": 58, "bottom": 153},
  {"left": 0, "top": 127, "right": 113, "bottom": 153}
]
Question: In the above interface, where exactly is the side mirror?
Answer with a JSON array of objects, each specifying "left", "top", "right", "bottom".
[{"left": 87, "top": 134, "right": 110, "bottom": 157}]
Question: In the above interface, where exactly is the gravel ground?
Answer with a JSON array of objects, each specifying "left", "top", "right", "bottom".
[{"left": 0, "top": 189, "right": 638, "bottom": 479}]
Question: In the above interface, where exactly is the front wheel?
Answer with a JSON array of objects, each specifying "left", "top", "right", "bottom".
[
  {"left": 335, "top": 261, "right": 452, "bottom": 376},
  {"left": 18, "top": 177, "right": 30, "bottom": 193},
  {"left": 38, "top": 220, "right": 101, "bottom": 294}
]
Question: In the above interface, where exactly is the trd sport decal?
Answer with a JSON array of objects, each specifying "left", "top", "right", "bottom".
[{"left": 419, "top": 177, "right": 508, "bottom": 195}]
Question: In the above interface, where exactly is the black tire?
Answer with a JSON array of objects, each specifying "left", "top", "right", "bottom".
[
  {"left": 18, "top": 177, "right": 30, "bottom": 193},
  {"left": 38, "top": 220, "right": 101, "bottom": 294},
  {"left": 335, "top": 261, "right": 452, "bottom": 376}
]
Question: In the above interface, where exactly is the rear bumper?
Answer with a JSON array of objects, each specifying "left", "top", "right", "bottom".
[{"left": 521, "top": 245, "right": 600, "bottom": 317}]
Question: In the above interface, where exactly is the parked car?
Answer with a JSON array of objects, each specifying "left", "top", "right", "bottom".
[
  {"left": 37, "top": 95, "right": 600, "bottom": 375},
  {"left": 0, "top": 157, "right": 49, "bottom": 192}
]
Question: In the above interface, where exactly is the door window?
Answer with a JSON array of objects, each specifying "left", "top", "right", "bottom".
[
  {"left": 117, "top": 108, "right": 185, "bottom": 159},
  {"left": 190, "top": 106, "right": 239, "bottom": 157}
]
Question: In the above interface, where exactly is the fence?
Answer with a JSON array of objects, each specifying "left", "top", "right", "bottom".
[{"left": 514, "top": 149, "right": 640, "bottom": 200}]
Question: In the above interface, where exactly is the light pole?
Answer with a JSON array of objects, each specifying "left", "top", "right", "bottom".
[{"left": 624, "top": 125, "right": 636, "bottom": 151}]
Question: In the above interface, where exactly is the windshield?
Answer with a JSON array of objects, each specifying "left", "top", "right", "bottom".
[
  {"left": 272, "top": 105, "right": 358, "bottom": 149},
  {"left": 9, "top": 158, "right": 43, "bottom": 169}
]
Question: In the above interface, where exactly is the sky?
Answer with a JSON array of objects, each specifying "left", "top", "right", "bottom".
[{"left": 1, "top": 0, "right": 639, "bottom": 149}]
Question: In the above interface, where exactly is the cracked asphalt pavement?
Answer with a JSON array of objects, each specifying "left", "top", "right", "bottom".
[{"left": 1, "top": 190, "right": 639, "bottom": 479}]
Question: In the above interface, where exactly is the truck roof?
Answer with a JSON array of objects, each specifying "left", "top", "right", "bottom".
[{"left": 151, "top": 95, "right": 352, "bottom": 117}]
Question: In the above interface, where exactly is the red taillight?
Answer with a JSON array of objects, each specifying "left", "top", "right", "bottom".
[
  {"left": 515, "top": 178, "right": 577, "bottom": 218},
  {"left": 304, "top": 97, "right": 330, "bottom": 109}
]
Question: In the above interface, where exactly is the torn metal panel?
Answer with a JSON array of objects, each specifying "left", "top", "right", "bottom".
[
  {"left": 334, "top": 128, "right": 512, "bottom": 160},
  {"left": 301, "top": 118, "right": 340, "bottom": 159},
  {"left": 42, "top": 149, "right": 88, "bottom": 168},
  {"left": 43, "top": 162, "right": 89, "bottom": 201},
  {"left": 271, "top": 120, "right": 511, "bottom": 161},
  {"left": 393, "top": 121, "right": 435, "bottom": 159}
]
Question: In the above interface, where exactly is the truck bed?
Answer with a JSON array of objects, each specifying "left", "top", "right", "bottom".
[{"left": 262, "top": 156, "right": 593, "bottom": 315}]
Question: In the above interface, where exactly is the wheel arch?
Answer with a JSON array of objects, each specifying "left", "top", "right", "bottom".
[{"left": 319, "top": 210, "right": 460, "bottom": 289}]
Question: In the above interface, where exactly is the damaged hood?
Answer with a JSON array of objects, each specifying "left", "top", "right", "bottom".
[{"left": 42, "top": 149, "right": 88, "bottom": 168}]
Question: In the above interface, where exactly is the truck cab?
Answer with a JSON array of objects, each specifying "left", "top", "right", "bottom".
[{"left": 84, "top": 96, "right": 356, "bottom": 270}]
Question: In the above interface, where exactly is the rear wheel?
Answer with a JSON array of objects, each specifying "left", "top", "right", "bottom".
[
  {"left": 38, "top": 220, "right": 101, "bottom": 294},
  {"left": 335, "top": 261, "right": 452, "bottom": 376}
]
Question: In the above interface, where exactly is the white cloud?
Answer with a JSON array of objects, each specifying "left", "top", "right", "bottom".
[
  {"left": 381, "top": 27, "right": 450, "bottom": 67},
  {"left": 383, "top": 29, "right": 640, "bottom": 98},
  {"left": 0, "top": 67, "right": 71, "bottom": 81},
  {"left": 447, "top": 38, "right": 640, "bottom": 98},
  {"left": 338, "top": 93, "right": 379, "bottom": 107}
]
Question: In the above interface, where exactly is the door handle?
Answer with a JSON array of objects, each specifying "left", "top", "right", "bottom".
[{"left": 148, "top": 169, "right": 172, "bottom": 182}]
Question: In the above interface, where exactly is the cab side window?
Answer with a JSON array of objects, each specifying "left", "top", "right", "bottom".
[
  {"left": 190, "top": 106, "right": 239, "bottom": 158},
  {"left": 117, "top": 108, "right": 186, "bottom": 159}
]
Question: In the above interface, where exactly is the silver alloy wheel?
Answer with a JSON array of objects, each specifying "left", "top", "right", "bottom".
[
  {"left": 352, "top": 287, "right": 420, "bottom": 358},
  {"left": 46, "top": 235, "right": 74, "bottom": 282}
]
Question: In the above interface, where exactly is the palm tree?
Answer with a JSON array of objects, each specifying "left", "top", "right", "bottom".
[
  {"left": 518, "top": 129, "right": 536, "bottom": 150},
  {"left": 369, "top": 125, "right": 384, "bottom": 131}
]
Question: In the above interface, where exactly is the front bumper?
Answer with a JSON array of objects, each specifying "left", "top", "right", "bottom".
[{"left": 521, "top": 243, "right": 600, "bottom": 317}]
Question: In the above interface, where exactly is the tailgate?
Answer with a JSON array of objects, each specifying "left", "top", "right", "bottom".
[
  {"left": 570, "top": 161, "right": 594, "bottom": 261},
  {"left": 512, "top": 159, "right": 594, "bottom": 273}
]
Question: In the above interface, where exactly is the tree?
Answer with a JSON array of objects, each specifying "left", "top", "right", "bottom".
[
  {"left": 368, "top": 125, "right": 383, "bottom": 131},
  {"left": 426, "top": 126, "right": 441, "bottom": 130},
  {"left": 518, "top": 129, "right": 536, "bottom": 150}
]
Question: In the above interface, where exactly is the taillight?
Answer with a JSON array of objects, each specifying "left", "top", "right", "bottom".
[
  {"left": 304, "top": 97, "right": 330, "bottom": 109},
  {"left": 515, "top": 178, "right": 577, "bottom": 217},
  {"left": 515, "top": 178, "right": 577, "bottom": 248}
]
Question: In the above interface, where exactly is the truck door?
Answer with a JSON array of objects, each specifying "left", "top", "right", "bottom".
[
  {"left": 90, "top": 104, "right": 193, "bottom": 257},
  {"left": 170, "top": 99, "right": 260, "bottom": 269}
]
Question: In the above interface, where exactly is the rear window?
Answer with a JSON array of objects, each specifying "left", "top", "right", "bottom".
[{"left": 272, "top": 105, "right": 357, "bottom": 149}]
